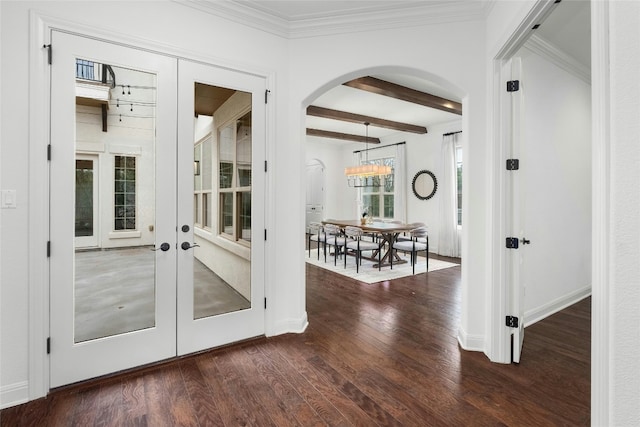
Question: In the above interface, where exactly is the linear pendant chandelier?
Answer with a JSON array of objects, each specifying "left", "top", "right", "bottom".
[{"left": 345, "top": 122, "right": 392, "bottom": 187}]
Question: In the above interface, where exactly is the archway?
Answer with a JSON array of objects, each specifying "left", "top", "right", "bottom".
[{"left": 301, "top": 65, "right": 469, "bottom": 343}]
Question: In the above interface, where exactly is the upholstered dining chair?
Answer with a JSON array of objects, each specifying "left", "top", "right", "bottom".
[
  {"left": 397, "top": 222, "right": 427, "bottom": 243},
  {"left": 307, "top": 222, "right": 326, "bottom": 260},
  {"left": 323, "top": 223, "right": 351, "bottom": 266},
  {"left": 344, "top": 226, "right": 381, "bottom": 272},
  {"left": 391, "top": 226, "right": 429, "bottom": 274}
]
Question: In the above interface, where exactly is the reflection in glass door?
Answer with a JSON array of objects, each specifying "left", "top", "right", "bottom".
[
  {"left": 73, "top": 62, "right": 157, "bottom": 343},
  {"left": 192, "top": 97, "right": 252, "bottom": 320},
  {"left": 75, "top": 155, "right": 98, "bottom": 248}
]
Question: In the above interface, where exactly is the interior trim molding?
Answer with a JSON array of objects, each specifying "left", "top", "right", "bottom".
[
  {"left": 175, "top": 0, "right": 492, "bottom": 39},
  {"left": 590, "top": 1, "right": 611, "bottom": 424},
  {"left": 268, "top": 313, "right": 309, "bottom": 336},
  {"left": 0, "top": 382, "right": 29, "bottom": 410},
  {"left": 524, "top": 286, "right": 591, "bottom": 327},
  {"left": 457, "top": 327, "right": 484, "bottom": 352},
  {"left": 524, "top": 34, "right": 591, "bottom": 84}
]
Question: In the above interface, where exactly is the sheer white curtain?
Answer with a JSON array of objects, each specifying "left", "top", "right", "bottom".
[
  {"left": 438, "top": 132, "right": 461, "bottom": 257},
  {"left": 354, "top": 151, "right": 363, "bottom": 218},
  {"left": 393, "top": 143, "right": 407, "bottom": 223}
]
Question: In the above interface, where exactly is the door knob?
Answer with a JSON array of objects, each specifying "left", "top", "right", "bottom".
[
  {"left": 181, "top": 242, "right": 200, "bottom": 250},
  {"left": 521, "top": 238, "right": 531, "bottom": 245},
  {"left": 151, "top": 242, "right": 171, "bottom": 252}
]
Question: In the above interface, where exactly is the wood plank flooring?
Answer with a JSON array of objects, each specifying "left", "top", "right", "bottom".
[{"left": 0, "top": 256, "right": 590, "bottom": 426}]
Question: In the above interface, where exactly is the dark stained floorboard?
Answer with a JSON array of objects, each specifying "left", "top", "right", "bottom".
[{"left": 0, "top": 254, "right": 590, "bottom": 426}]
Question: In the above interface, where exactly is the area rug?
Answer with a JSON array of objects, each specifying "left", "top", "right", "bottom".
[{"left": 305, "top": 249, "right": 459, "bottom": 284}]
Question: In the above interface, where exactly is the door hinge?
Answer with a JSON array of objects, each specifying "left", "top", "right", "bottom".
[
  {"left": 506, "top": 159, "right": 519, "bottom": 170},
  {"left": 47, "top": 337, "right": 51, "bottom": 354},
  {"left": 264, "top": 298, "right": 267, "bottom": 309},
  {"left": 265, "top": 89, "right": 270, "bottom": 104},
  {"left": 43, "top": 44, "right": 52, "bottom": 65},
  {"left": 506, "top": 316, "right": 519, "bottom": 328},
  {"left": 47, "top": 241, "right": 51, "bottom": 257},
  {"left": 506, "top": 80, "right": 520, "bottom": 92},
  {"left": 264, "top": 160, "right": 268, "bottom": 172},
  {"left": 264, "top": 229, "right": 267, "bottom": 241},
  {"left": 47, "top": 144, "right": 51, "bottom": 161},
  {"left": 506, "top": 237, "right": 519, "bottom": 249}
]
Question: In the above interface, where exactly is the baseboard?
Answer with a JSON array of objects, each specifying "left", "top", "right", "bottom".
[
  {"left": 524, "top": 285, "right": 591, "bottom": 327},
  {"left": 1, "top": 381, "right": 29, "bottom": 410},
  {"left": 267, "top": 312, "right": 309, "bottom": 337},
  {"left": 457, "top": 327, "right": 484, "bottom": 352}
]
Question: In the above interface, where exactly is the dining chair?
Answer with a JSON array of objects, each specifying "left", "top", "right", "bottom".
[
  {"left": 397, "top": 222, "right": 427, "bottom": 243},
  {"left": 391, "top": 226, "right": 429, "bottom": 274},
  {"left": 307, "top": 222, "right": 326, "bottom": 260},
  {"left": 344, "top": 226, "right": 381, "bottom": 272},
  {"left": 323, "top": 223, "right": 350, "bottom": 266}
]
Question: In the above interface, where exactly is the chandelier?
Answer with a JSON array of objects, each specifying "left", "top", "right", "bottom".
[{"left": 345, "top": 122, "right": 392, "bottom": 187}]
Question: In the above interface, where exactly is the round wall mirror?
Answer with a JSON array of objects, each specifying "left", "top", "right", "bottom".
[{"left": 412, "top": 170, "right": 438, "bottom": 200}]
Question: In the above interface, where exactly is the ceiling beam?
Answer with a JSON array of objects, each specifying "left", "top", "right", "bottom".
[
  {"left": 306, "top": 105, "right": 427, "bottom": 134},
  {"left": 343, "top": 76, "right": 462, "bottom": 115},
  {"left": 306, "top": 128, "right": 381, "bottom": 144}
]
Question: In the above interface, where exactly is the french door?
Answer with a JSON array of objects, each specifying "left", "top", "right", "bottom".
[
  {"left": 49, "top": 31, "right": 265, "bottom": 388},
  {"left": 503, "top": 57, "right": 526, "bottom": 363}
]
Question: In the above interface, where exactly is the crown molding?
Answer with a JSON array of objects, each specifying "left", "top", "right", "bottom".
[
  {"left": 524, "top": 34, "right": 591, "bottom": 85},
  {"left": 175, "top": 0, "right": 493, "bottom": 39}
]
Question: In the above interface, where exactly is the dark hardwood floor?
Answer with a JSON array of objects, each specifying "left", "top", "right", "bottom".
[{"left": 0, "top": 256, "right": 590, "bottom": 426}]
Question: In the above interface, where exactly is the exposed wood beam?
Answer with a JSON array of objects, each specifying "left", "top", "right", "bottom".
[
  {"left": 306, "top": 105, "right": 427, "bottom": 134},
  {"left": 306, "top": 128, "right": 381, "bottom": 144},
  {"left": 344, "top": 76, "right": 462, "bottom": 115}
]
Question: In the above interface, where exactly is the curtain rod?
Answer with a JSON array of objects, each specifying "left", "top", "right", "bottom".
[
  {"left": 443, "top": 130, "right": 462, "bottom": 136},
  {"left": 353, "top": 141, "right": 406, "bottom": 154}
]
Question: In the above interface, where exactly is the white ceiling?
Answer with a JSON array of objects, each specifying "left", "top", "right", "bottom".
[{"left": 188, "top": 0, "right": 591, "bottom": 145}]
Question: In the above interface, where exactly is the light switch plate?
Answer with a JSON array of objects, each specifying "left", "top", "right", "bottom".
[{"left": 1, "top": 190, "right": 17, "bottom": 209}]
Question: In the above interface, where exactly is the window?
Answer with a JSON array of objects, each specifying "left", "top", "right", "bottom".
[
  {"left": 194, "top": 135, "right": 212, "bottom": 229},
  {"left": 456, "top": 146, "right": 463, "bottom": 226},
  {"left": 218, "top": 111, "right": 252, "bottom": 244},
  {"left": 361, "top": 157, "right": 394, "bottom": 219},
  {"left": 114, "top": 156, "right": 136, "bottom": 230}
]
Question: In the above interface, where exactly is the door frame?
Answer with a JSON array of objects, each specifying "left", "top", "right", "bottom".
[
  {"left": 28, "top": 12, "right": 275, "bottom": 399},
  {"left": 489, "top": 0, "right": 611, "bottom": 423}
]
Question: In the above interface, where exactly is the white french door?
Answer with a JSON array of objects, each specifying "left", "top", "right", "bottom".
[
  {"left": 176, "top": 59, "right": 265, "bottom": 355},
  {"left": 503, "top": 57, "right": 526, "bottom": 363},
  {"left": 49, "top": 31, "right": 265, "bottom": 388}
]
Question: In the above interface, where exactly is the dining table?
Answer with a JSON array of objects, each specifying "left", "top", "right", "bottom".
[{"left": 322, "top": 219, "right": 413, "bottom": 267}]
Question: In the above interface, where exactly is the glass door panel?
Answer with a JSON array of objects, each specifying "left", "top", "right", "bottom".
[
  {"left": 190, "top": 83, "right": 252, "bottom": 320},
  {"left": 50, "top": 31, "right": 177, "bottom": 388},
  {"left": 74, "top": 65, "right": 157, "bottom": 344},
  {"left": 176, "top": 60, "right": 265, "bottom": 355}
]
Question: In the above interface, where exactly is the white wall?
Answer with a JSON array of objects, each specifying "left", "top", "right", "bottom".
[
  {"left": 517, "top": 46, "right": 592, "bottom": 325},
  {"left": 608, "top": 2, "right": 640, "bottom": 424}
]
